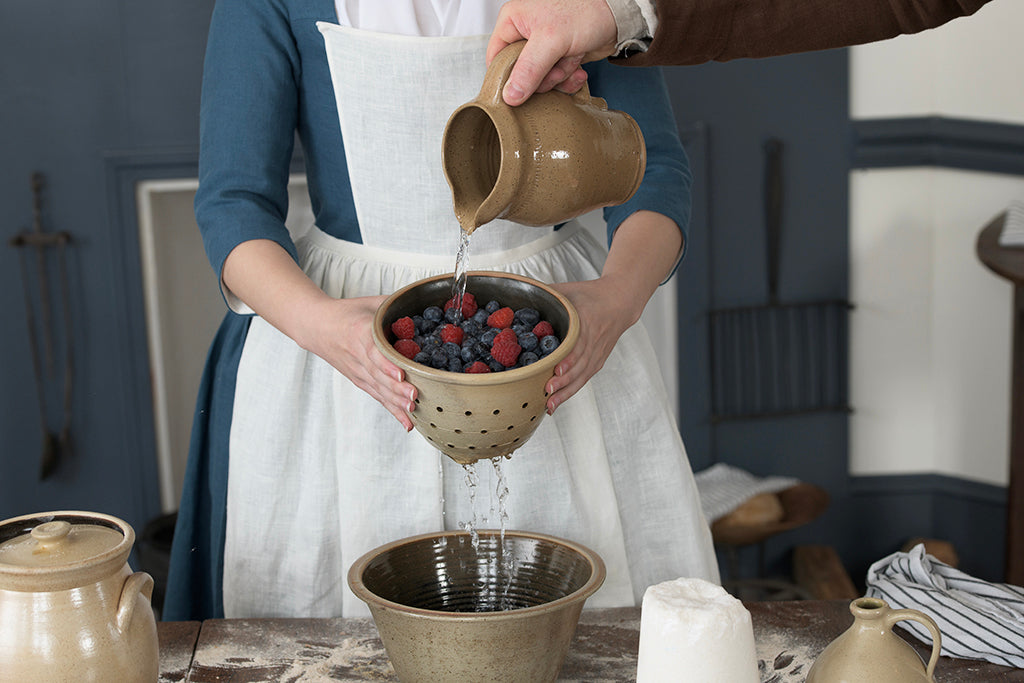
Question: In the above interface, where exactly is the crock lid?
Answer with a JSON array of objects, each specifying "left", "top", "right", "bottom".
[{"left": 0, "top": 511, "right": 134, "bottom": 592}]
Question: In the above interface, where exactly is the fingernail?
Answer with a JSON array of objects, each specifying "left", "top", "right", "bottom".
[{"left": 504, "top": 82, "right": 524, "bottom": 105}]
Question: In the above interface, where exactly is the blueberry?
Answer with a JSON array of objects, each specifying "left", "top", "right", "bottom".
[
  {"left": 485, "top": 300, "right": 501, "bottom": 314},
  {"left": 444, "top": 306, "right": 461, "bottom": 324},
  {"left": 472, "top": 309, "right": 489, "bottom": 325},
  {"left": 481, "top": 328, "right": 499, "bottom": 346},
  {"left": 419, "top": 318, "right": 438, "bottom": 334},
  {"left": 519, "top": 351, "right": 539, "bottom": 366},
  {"left": 539, "top": 335, "right": 560, "bottom": 355},
  {"left": 430, "top": 349, "right": 448, "bottom": 369},
  {"left": 514, "top": 308, "right": 540, "bottom": 327},
  {"left": 460, "top": 344, "right": 478, "bottom": 364},
  {"left": 487, "top": 359, "right": 505, "bottom": 373},
  {"left": 423, "top": 306, "right": 444, "bottom": 323},
  {"left": 413, "top": 351, "right": 431, "bottom": 365},
  {"left": 442, "top": 341, "right": 461, "bottom": 359},
  {"left": 461, "top": 319, "right": 482, "bottom": 337},
  {"left": 447, "top": 357, "right": 464, "bottom": 373},
  {"left": 518, "top": 332, "right": 538, "bottom": 352}
]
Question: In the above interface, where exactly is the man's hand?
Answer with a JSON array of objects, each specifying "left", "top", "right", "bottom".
[{"left": 486, "top": 0, "right": 619, "bottom": 106}]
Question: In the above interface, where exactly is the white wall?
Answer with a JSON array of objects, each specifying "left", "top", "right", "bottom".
[{"left": 849, "top": 0, "right": 1024, "bottom": 485}]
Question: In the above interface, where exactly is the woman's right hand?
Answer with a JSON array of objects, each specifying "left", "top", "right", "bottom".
[
  {"left": 222, "top": 239, "right": 417, "bottom": 431},
  {"left": 301, "top": 295, "right": 418, "bottom": 432}
]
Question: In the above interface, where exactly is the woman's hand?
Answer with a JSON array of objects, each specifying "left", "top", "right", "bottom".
[
  {"left": 301, "top": 295, "right": 418, "bottom": 432},
  {"left": 544, "top": 210, "right": 683, "bottom": 414},
  {"left": 222, "top": 239, "right": 417, "bottom": 431},
  {"left": 546, "top": 276, "right": 639, "bottom": 413}
]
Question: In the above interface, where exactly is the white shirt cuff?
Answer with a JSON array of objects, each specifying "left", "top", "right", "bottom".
[{"left": 604, "top": 0, "right": 657, "bottom": 55}]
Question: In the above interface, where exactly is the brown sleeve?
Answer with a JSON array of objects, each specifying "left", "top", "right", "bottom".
[{"left": 614, "top": 0, "right": 994, "bottom": 66}]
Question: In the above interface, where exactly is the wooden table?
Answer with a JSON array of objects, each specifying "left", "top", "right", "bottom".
[
  {"left": 977, "top": 210, "right": 1024, "bottom": 586},
  {"left": 158, "top": 601, "right": 1024, "bottom": 681}
]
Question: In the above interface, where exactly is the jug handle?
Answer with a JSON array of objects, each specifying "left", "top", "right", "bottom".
[
  {"left": 885, "top": 608, "right": 942, "bottom": 680},
  {"left": 116, "top": 571, "right": 154, "bottom": 635},
  {"left": 486, "top": 40, "right": 604, "bottom": 109}
]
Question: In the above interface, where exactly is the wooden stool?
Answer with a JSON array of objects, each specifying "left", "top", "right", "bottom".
[{"left": 712, "top": 482, "right": 830, "bottom": 600}]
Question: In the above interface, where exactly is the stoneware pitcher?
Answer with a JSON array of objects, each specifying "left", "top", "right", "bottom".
[
  {"left": 0, "top": 510, "right": 159, "bottom": 682},
  {"left": 806, "top": 596, "right": 942, "bottom": 682},
  {"left": 442, "top": 40, "right": 646, "bottom": 232}
]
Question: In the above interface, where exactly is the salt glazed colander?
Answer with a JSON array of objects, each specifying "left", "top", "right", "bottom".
[
  {"left": 373, "top": 271, "right": 579, "bottom": 464},
  {"left": 348, "top": 529, "right": 606, "bottom": 683}
]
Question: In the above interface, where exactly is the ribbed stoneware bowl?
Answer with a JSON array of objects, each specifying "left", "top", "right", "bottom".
[
  {"left": 348, "top": 530, "right": 605, "bottom": 683},
  {"left": 373, "top": 271, "right": 579, "bottom": 464}
]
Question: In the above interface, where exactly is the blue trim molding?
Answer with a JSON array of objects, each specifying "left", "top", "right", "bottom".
[
  {"left": 852, "top": 116, "right": 1024, "bottom": 176},
  {"left": 845, "top": 473, "right": 1007, "bottom": 584}
]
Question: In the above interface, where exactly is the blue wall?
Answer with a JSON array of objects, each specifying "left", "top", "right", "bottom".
[{"left": 1, "top": 1, "right": 213, "bottom": 537}]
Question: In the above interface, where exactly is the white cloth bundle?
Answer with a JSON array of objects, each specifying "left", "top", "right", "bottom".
[
  {"left": 693, "top": 463, "right": 798, "bottom": 522},
  {"left": 866, "top": 543, "right": 1024, "bottom": 668},
  {"left": 998, "top": 200, "right": 1024, "bottom": 247}
]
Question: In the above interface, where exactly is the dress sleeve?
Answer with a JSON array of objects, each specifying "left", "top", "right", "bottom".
[
  {"left": 194, "top": 0, "right": 301, "bottom": 312},
  {"left": 584, "top": 60, "right": 692, "bottom": 282},
  {"left": 617, "top": 0, "right": 993, "bottom": 67}
]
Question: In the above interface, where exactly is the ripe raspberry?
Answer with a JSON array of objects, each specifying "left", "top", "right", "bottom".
[
  {"left": 393, "top": 339, "right": 420, "bottom": 360},
  {"left": 391, "top": 316, "right": 416, "bottom": 340},
  {"left": 445, "top": 292, "right": 478, "bottom": 319},
  {"left": 532, "top": 320, "right": 554, "bottom": 339},
  {"left": 486, "top": 306, "right": 514, "bottom": 330},
  {"left": 440, "top": 324, "right": 464, "bottom": 345},
  {"left": 464, "top": 361, "right": 491, "bottom": 373},
  {"left": 490, "top": 328, "right": 521, "bottom": 367}
]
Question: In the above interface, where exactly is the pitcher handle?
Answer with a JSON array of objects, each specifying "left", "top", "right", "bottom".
[
  {"left": 116, "top": 571, "right": 154, "bottom": 634},
  {"left": 885, "top": 608, "right": 943, "bottom": 680},
  {"left": 485, "top": 40, "right": 600, "bottom": 108}
]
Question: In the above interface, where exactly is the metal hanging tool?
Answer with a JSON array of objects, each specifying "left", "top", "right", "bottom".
[
  {"left": 9, "top": 172, "right": 74, "bottom": 479},
  {"left": 708, "top": 139, "right": 853, "bottom": 421}
]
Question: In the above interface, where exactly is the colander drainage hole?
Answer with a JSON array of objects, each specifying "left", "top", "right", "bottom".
[
  {"left": 454, "top": 429, "right": 462, "bottom": 434},
  {"left": 506, "top": 425, "right": 514, "bottom": 431},
  {"left": 530, "top": 415, "right": 537, "bottom": 421},
  {"left": 480, "top": 429, "right": 488, "bottom": 434},
  {"left": 492, "top": 409, "right": 500, "bottom": 415},
  {"left": 436, "top": 406, "right": 443, "bottom": 413},
  {"left": 465, "top": 410, "right": 473, "bottom": 416},
  {"left": 429, "top": 423, "right": 437, "bottom": 428},
  {"left": 522, "top": 402, "right": 528, "bottom": 409}
]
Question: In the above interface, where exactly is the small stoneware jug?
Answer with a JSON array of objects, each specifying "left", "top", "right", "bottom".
[
  {"left": 442, "top": 40, "right": 646, "bottom": 233},
  {"left": 0, "top": 510, "right": 159, "bottom": 682},
  {"left": 806, "top": 596, "right": 942, "bottom": 682}
]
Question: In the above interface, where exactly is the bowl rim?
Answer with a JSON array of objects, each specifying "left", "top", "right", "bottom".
[
  {"left": 347, "top": 529, "right": 606, "bottom": 621},
  {"left": 372, "top": 271, "right": 580, "bottom": 386}
]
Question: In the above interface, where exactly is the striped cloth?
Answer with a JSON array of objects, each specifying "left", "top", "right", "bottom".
[{"left": 866, "top": 544, "right": 1024, "bottom": 669}]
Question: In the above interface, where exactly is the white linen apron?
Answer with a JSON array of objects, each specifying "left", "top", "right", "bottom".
[{"left": 223, "top": 21, "right": 718, "bottom": 619}]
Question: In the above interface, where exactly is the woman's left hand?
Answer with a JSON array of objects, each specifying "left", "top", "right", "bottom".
[
  {"left": 545, "top": 276, "right": 641, "bottom": 414},
  {"left": 543, "top": 210, "right": 683, "bottom": 414}
]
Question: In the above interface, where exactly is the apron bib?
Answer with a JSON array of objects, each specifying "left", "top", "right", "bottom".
[{"left": 222, "top": 22, "right": 717, "bottom": 618}]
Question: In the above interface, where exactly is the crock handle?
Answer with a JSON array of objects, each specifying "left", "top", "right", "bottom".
[
  {"left": 886, "top": 608, "right": 943, "bottom": 680},
  {"left": 117, "top": 571, "right": 155, "bottom": 634}
]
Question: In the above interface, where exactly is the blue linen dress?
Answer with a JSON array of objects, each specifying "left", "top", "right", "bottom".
[{"left": 164, "top": 0, "right": 714, "bottom": 620}]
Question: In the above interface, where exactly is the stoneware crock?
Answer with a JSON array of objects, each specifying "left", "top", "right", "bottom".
[
  {"left": 806, "top": 596, "right": 942, "bottom": 682},
  {"left": 349, "top": 529, "right": 606, "bottom": 683},
  {"left": 373, "top": 271, "right": 579, "bottom": 464},
  {"left": 0, "top": 510, "right": 159, "bottom": 682},
  {"left": 442, "top": 40, "right": 645, "bottom": 232}
]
